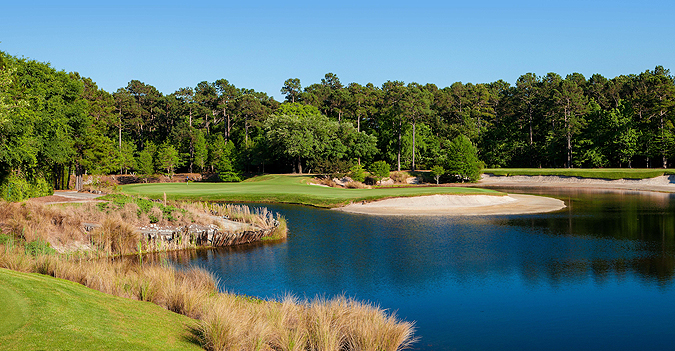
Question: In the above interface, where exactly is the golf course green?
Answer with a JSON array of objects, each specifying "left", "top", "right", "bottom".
[
  {"left": 0, "top": 268, "right": 202, "bottom": 351},
  {"left": 120, "top": 174, "right": 502, "bottom": 207}
]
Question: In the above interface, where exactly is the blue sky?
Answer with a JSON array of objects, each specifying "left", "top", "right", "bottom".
[{"left": 2, "top": 1, "right": 673, "bottom": 100}]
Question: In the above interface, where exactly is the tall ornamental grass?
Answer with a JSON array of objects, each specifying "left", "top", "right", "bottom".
[{"left": 0, "top": 236, "right": 415, "bottom": 351}]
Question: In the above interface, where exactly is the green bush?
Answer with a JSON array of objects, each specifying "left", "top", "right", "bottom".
[
  {"left": 369, "top": 161, "right": 390, "bottom": 182},
  {"left": 431, "top": 165, "right": 446, "bottom": 184},
  {"left": 0, "top": 174, "right": 53, "bottom": 201},
  {"left": 349, "top": 164, "right": 366, "bottom": 182},
  {"left": 445, "top": 135, "right": 482, "bottom": 182},
  {"left": 309, "top": 158, "right": 353, "bottom": 178},
  {"left": 25, "top": 239, "right": 56, "bottom": 256}
]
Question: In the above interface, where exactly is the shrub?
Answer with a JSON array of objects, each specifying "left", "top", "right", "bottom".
[
  {"left": 369, "top": 161, "right": 390, "bottom": 184},
  {"left": 345, "top": 181, "right": 367, "bottom": 189},
  {"left": 389, "top": 171, "right": 407, "bottom": 184},
  {"left": 25, "top": 239, "right": 56, "bottom": 256},
  {"left": 217, "top": 157, "right": 242, "bottom": 182},
  {"left": 349, "top": 164, "right": 366, "bottom": 182},
  {"left": 0, "top": 174, "right": 53, "bottom": 201},
  {"left": 445, "top": 135, "right": 482, "bottom": 182},
  {"left": 431, "top": 165, "right": 445, "bottom": 184},
  {"left": 310, "top": 158, "right": 353, "bottom": 178}
]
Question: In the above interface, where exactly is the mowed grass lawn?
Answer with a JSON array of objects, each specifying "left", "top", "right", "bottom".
[
  {"left": 484, "top": 168, "right": 675, "bottom": 180},
  {"left": 0, "top": 268, "right": 202, "bottom": 351},
  {"left": 121, "top": 174, "right": 501, "bottom": 208}
]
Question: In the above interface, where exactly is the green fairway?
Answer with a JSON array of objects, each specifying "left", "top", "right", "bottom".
[
  {"left": 0, "top": 268, "right": 202, "bottom": 351},
  {"left": 484, "top": 168, "right": 675, "bottom": 180},
  {"left": 120, "top": 174, "right": 501, "bottom": 207}
]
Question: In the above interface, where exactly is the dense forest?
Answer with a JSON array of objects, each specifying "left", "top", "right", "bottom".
[{"left": 1, "top": 50, "right": 674, "bottom": 198}]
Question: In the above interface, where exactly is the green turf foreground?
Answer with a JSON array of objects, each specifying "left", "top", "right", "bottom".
[
  {"left": 484, "top": 168, "right": 675, "bottom": 180},
  {"left": 0, "top": 268, "right": 202, "bottom": 351},
  {"left": 120, "top": 174, "right": 502, "bottom": 207}
]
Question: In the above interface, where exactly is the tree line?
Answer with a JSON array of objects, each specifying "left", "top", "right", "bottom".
[{"left": 1, "top": 49, "right": 674, "bottom": 198}]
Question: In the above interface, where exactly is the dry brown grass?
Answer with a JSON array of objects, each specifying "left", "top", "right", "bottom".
[
  {"left": 0, "top": 198, "right": 287, "bottom": 255},
  {"left": 344, "top": 181, "right": 369, "bottom": 189},
  {"left": 390, "top": 171, "right": 410, "bottom": 184},
  {"left": 0, "top": 201, "right": 89, "bottom": 248},
  {"left": 0, "top": 241, "right": 416, "bottom": 351},
  {"left": 90, "top": 217, "right": 140, "bottom": 256},
  {"left": 188, "top": 202, "right": 283, "bottom": 231},
  {"left": 311, "top": 177, "right": 338, "bottom": 188},
  {"left": 0, "top": 199, "right": 411, "bottom": 350}
]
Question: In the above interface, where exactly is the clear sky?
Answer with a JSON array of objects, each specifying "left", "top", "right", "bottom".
[{"left": 2, "top": 0, "right": 673, "bottom": 100}]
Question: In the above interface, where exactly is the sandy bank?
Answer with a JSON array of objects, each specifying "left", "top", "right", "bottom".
[
  {"left": 478, "top": 174, "right": 675, "bottom": 193},
  {"left": 335, "top": 194, "right": 565, "bottom": 216}
]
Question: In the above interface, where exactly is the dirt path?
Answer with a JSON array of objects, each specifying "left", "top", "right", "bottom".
[{"left": 27, "top": 191, "right": 106, "bottom": 205}]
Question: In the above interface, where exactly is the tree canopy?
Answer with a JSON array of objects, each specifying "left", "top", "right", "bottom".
[{"left": 2, "top": 48, "right": 675, "bottom": 200}]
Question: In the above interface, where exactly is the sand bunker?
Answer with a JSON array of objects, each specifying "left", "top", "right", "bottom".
[
  {"left": 335, "top": 194, "right": 565, "bottom": 216},
  {"left": 478, "top": 174, "right": 675, "bottom": 193}
]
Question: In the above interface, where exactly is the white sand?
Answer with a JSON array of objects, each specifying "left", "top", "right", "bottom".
[
  {"left": 479, "top": 174, "right": 675, "bottom": 193},
  {"left": 335, "top": 194, "right": 565, "bottom": 216}
]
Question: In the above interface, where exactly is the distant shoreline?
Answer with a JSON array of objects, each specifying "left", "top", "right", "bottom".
[{"left": 475, "top": 174, "right": 675, "bottom": 193}]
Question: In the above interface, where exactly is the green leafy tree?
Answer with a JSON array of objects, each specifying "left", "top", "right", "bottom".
[
  {"left": 431, "top": 165, "right": 445, "bottom": 184},
  {"left": 552, "top": 75, "right": 589, "bottom": 168},
  {"left": 208, "top": 135, "right": 227, "bottom": 172},
  {"left": 349, "top": 164, "right": 366, "bottom": 182},
  {"left": 265, "top": 103, "right": 336, "bottom": 174},
  {"left": 445, "top": 135, "right": 481, "bottom": 182},
  {"left": 193, "top": 130, "right": 208, "bottom": 173},
  {"left": 118, "top": 141, "right": 137, "bottom": 174},
  {"left": 281, "top": 78, "right": 302, "bottom": 103},
  {"left": 156, "top": 143, "right": 182, "bottom": 179},
  {"left": 217, "top": 140, "right": 240, "bottom": 182},
  {"left": 137, "top": 142, "right": 156, "bottom": 179},
  {"left": 368, "top": 161, "right": 390, "bottom": 185}
]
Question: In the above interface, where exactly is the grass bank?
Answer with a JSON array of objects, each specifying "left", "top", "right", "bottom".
[
  {"left": 0, "top": 268, "right": 202, "bottom": 351},
  {"left": 484, "top": 168, "right": 675, "bottom": 180},
  {"left": 0, "top": 236, "right": 416, "bottom": 351},
  {"left": 121, "top": 174, "right": 502, "bottom": 208}
]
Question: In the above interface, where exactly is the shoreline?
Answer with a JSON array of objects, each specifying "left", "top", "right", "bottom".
[
  {"left": 475, "top": 174, "right": 675, "bottom": 193},
  {"left": 335, "top": 194, "right": 566, "bottom": 216}
]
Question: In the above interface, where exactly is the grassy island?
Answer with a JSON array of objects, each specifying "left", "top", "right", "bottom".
[{"left": 120, "top": 174, "right": 502, "bottom": 208}]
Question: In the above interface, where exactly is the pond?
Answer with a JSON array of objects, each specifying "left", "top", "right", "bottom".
[{"left": 173, "top": 189, "right": 675, "bottom": 350}]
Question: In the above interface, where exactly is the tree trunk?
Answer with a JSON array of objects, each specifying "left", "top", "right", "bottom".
[
  {"left": 75, "top": 165, "right": 83, "bottom": 191},
  {"left": 661, "top": 114, "right": 667, "bottom": 168},
  {"left": 119, "top": 119, "right": 122, "bottom": 174},
  {"left": 411, "top": 121, "right": 416, "bottom": 171},
  {"left": 397, "top": 120, "right": 402, "bottom": 171},
  {"left": 357, "top": 112, "right": 360, "bottom": 133},
  {"left": 297, "top": 156, "right": 303, "bottom": 174}
]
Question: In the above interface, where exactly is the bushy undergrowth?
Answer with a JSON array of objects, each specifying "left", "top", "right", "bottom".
[
  {"left": 98, "top": 193, "right": 185, "bottom": 223},
  {"left": 0, "top": 174, "right": 52, "bottom": 201},
  {"left": 0, "top": 238, "right": 416, "bottom": 351}
]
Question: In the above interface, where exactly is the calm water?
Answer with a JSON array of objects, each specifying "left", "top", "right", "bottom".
[{"left": 172, "top": 189, "right": 675, "bottom": 350}]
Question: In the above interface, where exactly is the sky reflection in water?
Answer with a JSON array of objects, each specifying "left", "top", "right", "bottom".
[{"left": 173, "top": 190, "right": 675, "bottom": 350}]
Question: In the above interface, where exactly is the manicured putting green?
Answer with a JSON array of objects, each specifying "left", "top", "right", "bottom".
[
  {"left": 120, "top": 174, "right": 502, "bottom": 208},
  {"left": 0, "top": 268, "right": 202, "bottom": 351}
]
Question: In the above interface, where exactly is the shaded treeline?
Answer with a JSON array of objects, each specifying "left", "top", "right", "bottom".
[{"left": 2, "top": 49, "right": 675, "bottom": 196}]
